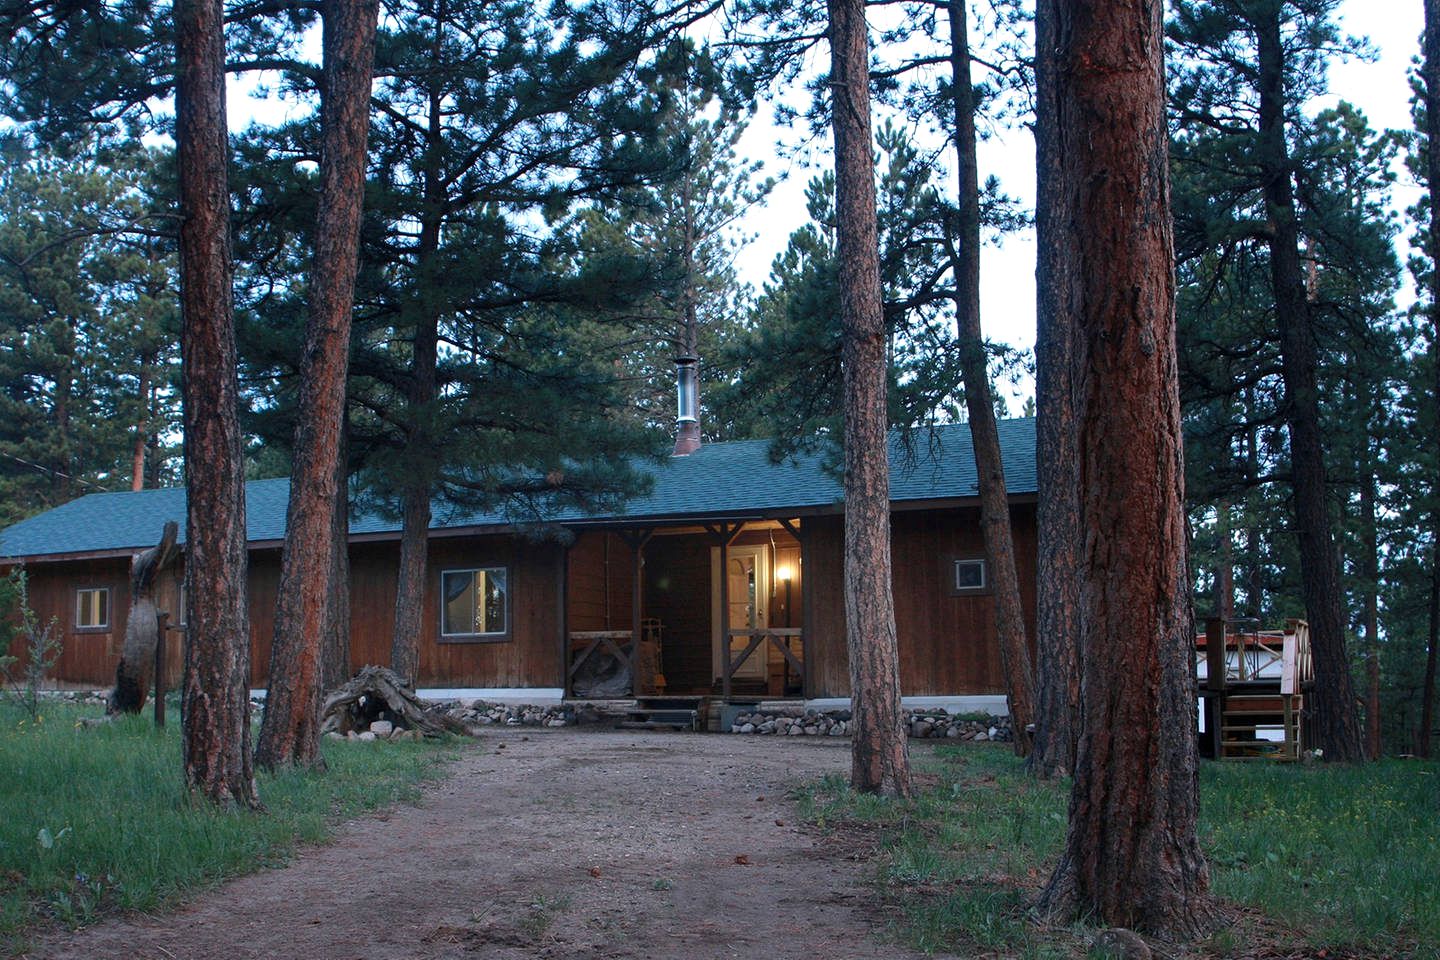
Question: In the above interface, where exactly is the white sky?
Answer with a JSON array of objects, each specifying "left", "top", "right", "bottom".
[
  {"left": 225, "top": 2, "right": 1427, "bottom": 411},
  {"left": 728, "top": 0, "right": 1427, "bottom": 410}
]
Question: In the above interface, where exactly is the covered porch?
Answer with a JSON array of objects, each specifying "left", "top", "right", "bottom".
[{"left": 562, "top": 518, "right": 809, "bottom": 701}]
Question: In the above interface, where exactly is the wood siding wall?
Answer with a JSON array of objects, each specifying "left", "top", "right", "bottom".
[
  {"left": 8, "top": 533, "right": 565, "bottom": 691},
  {"left": 805, "top": 505, "right": 1038, "bottom": 697},
  {"left": 566, "top": 531, "right": 634, "bottom": 632},
  {"left": 9, "top": 505, "right": 1036, "bottom": 697},
  {"left": 344, "top": 536, "right": 564, "bottom": 688}
]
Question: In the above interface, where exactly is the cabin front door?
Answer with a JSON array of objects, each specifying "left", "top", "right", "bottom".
[{"left": 710, "top": 544, "right": 770, "bottom": 683}]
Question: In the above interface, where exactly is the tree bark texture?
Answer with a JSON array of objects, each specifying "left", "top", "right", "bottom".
[
  {"left": 1029, "top": 0, "right": 1080, "bottom": 780},
  {"left": 175, "top": 0, "right": 260, "bottom": 808},
  {"left": 323, "top": 421, "right": 353, "bottom": 692},
  {"left": 829, "top": 0, "right": 911, "bottom": 797},
  {"left": 130, "top": 359, "right": 152, "bottom": 492},
  {"left": 947, "top": 0, "right": 1035, "bottom": 758},
  {"left": 257, "top": 0, "right": 378, "bottom": 771},
  {"left": 389, "top": 36, "right": 446, "bottom": 685},
  {"left": 1359, "top": 468, "right": 1381, "bottom": 759},
  {"left": 1418, "top": 0, "right": 1440, "bottom": 761},
  {"left": 1255, "top": 12, "right": 1364, "bottom": 762},
  {"left": 1033, "top": 0, "right": 1215, "bottom": 936},
  {"left": 108, "top": 521, "right": 179, "bottom": 714}
]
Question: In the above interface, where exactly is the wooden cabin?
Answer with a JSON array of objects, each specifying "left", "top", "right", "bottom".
[{"left": 0, "top": 420, "right": 1038, "bottom": 707}]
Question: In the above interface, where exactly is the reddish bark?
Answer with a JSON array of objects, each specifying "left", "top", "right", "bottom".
[
  {"left": 1255, "top": 11, "right": 1364, "bottom": 762},
  {"left": 130, "top": 359, "right": 152, "bottom": 492},
  {"left": 1033, "top": 0, "right": 1215, "bottom": 936},
  {"left": 323, "top": 422, "right": 353, "bottom": 692},
  {"left": 947, "top": 0, "right": 1034, "bottom": 758},
  {"left": 829, "top": 0, "right": 910, "bottom": 797},
  {"left": 174, "top": 0, "right": 260, "bottom": 808},
  {"left": 256, "top": 0, "right": 378, "bottom": 770},
  {"left": 1029, "top": 0, "right": 1079, "bottom": 780}
]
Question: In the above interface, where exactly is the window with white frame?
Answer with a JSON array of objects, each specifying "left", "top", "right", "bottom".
[
  {"left": 75, "top": 587, "right": 110, "bottom": 630},
  {"left": 440, "top": 567, "right": 509, "bottom": 638},
  {"left": 950, "top": 558, "right": 987, "bottom": 594}
]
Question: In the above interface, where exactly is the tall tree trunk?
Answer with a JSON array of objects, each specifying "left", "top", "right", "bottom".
[
  {"left": 130, "top": 358, "right": 152, "bottom": 492},
  {"left": 174, "top": 0, "right": 260, "bottom": 808},
  {"left": 389, "top": 227, "right": 439, "bottom": 685},
  {"left": 1421, "top": 551, "right": 1438, "bottom": 757},
  {"left": 389, "top": 9, "right": 446, "bottom": 686},
  {"left": 1029, "top": 0, "right": 1079, "bottom": 780},
  {"left": 323, "top": 419, "right": 353, "bottom": 692},
  {"left": 257, "top": 0, "right": 378, "bottom": 770},
  {"left": 1217, "top": 500, "right": 1235, "bottom": 621},
  {"left": 829, "top": 0, "right": 910, "bottom": 797},
  {"left": 946, "top": 0, "right": 1034, "bottom": 758},
  {"left": 1255, "top": 12, "right": 1365, "bottom": 762},
  {"left": 1245, "top": 411, "right": 1264, "bottom": 619},
  {"left": 1359, "top": 467, "right": 1381, "bottom": 759},
  {"left": 1418, "top": 0, "right": 1440, "bottom": 762},
  {"left": 1033, "top": 0, "right": 1214, "bottom": 935}
]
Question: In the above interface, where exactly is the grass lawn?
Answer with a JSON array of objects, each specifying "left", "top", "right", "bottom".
[
  {"left": 0, "top": 700, "right": 458, "bottom": 952},
  {"left": 797, "top": 745, "right": 1440, "bottom": 959}
]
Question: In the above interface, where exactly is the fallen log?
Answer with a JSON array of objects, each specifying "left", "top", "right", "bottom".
[{"left": 320, "top": 665, "right": 469, "bottom": 738}]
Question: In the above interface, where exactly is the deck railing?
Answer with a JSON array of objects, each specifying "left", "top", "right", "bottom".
[{"left": 723, "top": 627, "right": 804, "bottom": 698}]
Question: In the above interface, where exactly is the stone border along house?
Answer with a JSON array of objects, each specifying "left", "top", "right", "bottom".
[{"left": 0, "top": 418, "right": 1037, "bottom": 720}]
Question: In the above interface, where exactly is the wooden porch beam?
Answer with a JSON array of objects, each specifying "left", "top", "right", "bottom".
[
  {"left": 727, "top": 631, "right": 766, "bottom": 682},
  {"left": 777, "top": 517, "right": 804, "bottom": 543},
  {"left": 558, "top": 539, "right": 571, "bottom": 696},
  {"left": 630, "top": 530, "right": 648, "bottom": 695}
]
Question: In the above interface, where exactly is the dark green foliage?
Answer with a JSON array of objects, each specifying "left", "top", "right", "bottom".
[
  {"left": 719, "top": 126, "right": 990, "bottom": 455},
  {"left": 0, "top": 139, "right": 181, "bottom": 523}
]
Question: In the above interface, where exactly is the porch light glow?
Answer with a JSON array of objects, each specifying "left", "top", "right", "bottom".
[{"left": 776, "top": 564, "right": 794, "bottom": 582}]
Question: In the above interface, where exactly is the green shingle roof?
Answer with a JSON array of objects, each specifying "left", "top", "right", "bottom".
[{"left": 0, "top": 418, "right": 1036, "bottom": 561}]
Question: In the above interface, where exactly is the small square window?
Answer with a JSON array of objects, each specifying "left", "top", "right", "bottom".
[
  {"left": 440, "top": 567, "right": 508, "bottom": 638},
  {"left": 75, "top": 587, "right": 110, "bottom": 630},
  {"left": 951, "top": 559, "right": 987, "bottom": 594}
]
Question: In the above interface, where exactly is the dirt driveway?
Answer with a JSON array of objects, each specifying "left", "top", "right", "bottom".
[{"left": 25, "top": 728, "right": 937, "bottom": 960}]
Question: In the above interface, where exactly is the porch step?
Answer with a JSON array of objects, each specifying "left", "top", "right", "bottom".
[{"left": 621, "top": 697, "right": 707, "bottom": 732}]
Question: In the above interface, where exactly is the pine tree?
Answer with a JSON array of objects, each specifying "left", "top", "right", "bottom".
[
  {"left": 0, "top": 139, "right": 180, "bottom": 522},
  {"left": 1034, "top": 0, "right": 1215, "bottom": 934},
  {"left": 829, "top": 0, "right": 911, "bottom": 797},
  {"left": 256, "top": 0, "right": 380, "bottom": 772},
  {"left": 1168, "top": 0, "right": 1383, "bottom": 761}
]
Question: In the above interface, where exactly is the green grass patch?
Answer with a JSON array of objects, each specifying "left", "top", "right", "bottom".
[
  {"left": 0, "top": 701, "right": 459, "bottom": 950},
  {"left": 796, "top": 745, "right": 1440, "bottom": 958}
]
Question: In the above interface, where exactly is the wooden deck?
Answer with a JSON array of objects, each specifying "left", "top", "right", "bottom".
[{"left": 1197, "top": 619, "right": 1312, "bottom": 761}]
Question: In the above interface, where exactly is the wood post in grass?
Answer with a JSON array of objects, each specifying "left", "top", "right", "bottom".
[{"left": 154, "top": 611, "right": 169, "bottom": 727}]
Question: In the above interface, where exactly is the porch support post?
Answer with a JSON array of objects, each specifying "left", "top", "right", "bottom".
[
  {"left": 558, "top": 533, "right": 572, "bottom": 697},
  {"left": 781, "top": 518, "right": 813, "bottom": 698},
  {"left": 708, "top": 521, "right": 745, "bottom": 700},
  {"left": 621, "top": 528, "right": 653, "bottom": 696}
]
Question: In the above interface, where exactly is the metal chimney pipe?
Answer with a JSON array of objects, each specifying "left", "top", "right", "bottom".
[{"left": 673, "top": 356, "right": 700, "bottom": 456}]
